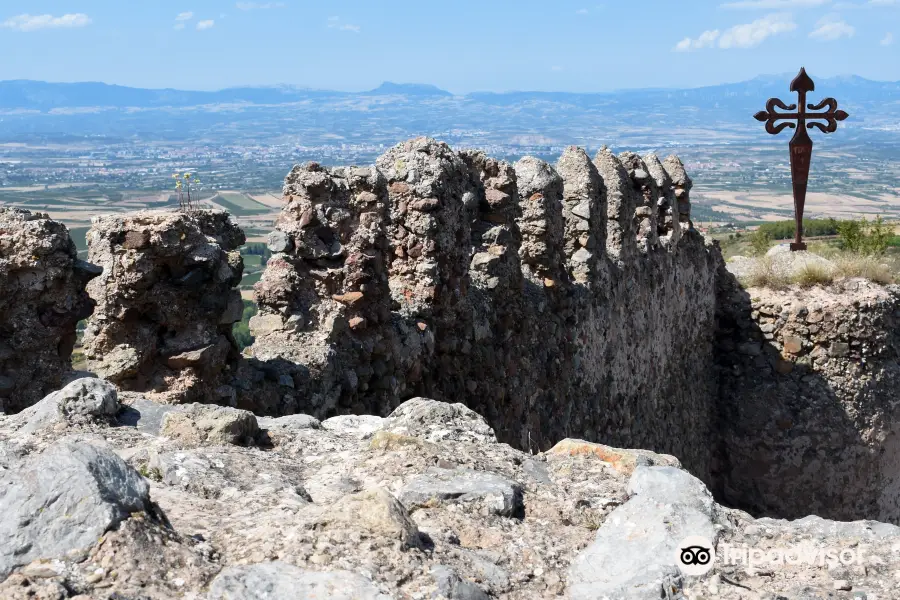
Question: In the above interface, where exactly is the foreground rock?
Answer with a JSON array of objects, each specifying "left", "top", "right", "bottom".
[
  {"left": 209, "top": 562, "right": 393, "bottom": 599},
  {"left": 0, "top": 439, "right": 152, "bottom": 578},
  {"left": 0, "top": 208, "right": 100, "bottom": 412},
  {"left": 82, "top": 209, "right": 246, "bottom": 404},
  {"left": 3, "top": 385, "right": 900, "bottom": 599}
]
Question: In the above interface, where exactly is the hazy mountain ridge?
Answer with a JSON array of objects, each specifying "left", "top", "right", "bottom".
[{"left": 2, "top": 75, "right": 899, "bottom": 111}]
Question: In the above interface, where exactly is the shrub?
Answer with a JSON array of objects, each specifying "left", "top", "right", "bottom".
[
  {"left": 836, "top": 216, "right": 891, "bottom": 256},
  {"left": 232, "top": 300, "right": 258, "bottom": 350},
  {"left": 749, "top": 228, "right": 772, "bottom": 257}
]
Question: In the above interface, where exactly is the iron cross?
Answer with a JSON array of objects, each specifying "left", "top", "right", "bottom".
[{"left": 754, "top": 67, "right": 849, "bottom": 251}]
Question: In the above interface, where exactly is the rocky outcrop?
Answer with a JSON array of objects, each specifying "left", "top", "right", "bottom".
[
  {"left": 2, "top": 383, "right": 899, "bottom": 599},
  {"left": 716, "top": 270, "right": 900, "bottom": 523},
  {"left": 248, "top": 137, "right": 720, "bottom": 483},
  {"left": 82, "top": 210, "right": 246, "bottom": 404},
  {"left": 0, "top": 208, "right": 99, "bottom": 412}
]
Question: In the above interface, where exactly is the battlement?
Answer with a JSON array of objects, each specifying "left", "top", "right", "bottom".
[{"left": 248, "top": 137, "right": 717, "bottom": 477}]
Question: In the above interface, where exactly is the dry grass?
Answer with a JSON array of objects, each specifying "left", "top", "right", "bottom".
[
  {"left": 740, "top": 257, "right": 790, "bottom": 290},
  {"left": 793, "top": 262, "right": 836, "bottom": 288},
  {"left": 833, "top": 254, "right": 895, "bottom": 285}
]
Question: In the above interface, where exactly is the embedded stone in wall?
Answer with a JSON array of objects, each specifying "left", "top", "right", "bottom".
[
  {"left": 0, "top": 208, "right": 99, "bottom": 412},
  {"left": 82, "top": 210, "right": 245, "bottom": 404},
  {"left": 662, "top": 155, "right": 693, "bottom": 229},
  {"left": 619, "top": 152, "right": 660, "bottom": 252},
  {"left": 716, "top": 270, "right": 900, "bottom": 522},
  {"left": 643, "top": 154, "right": 681, "bottom": 247}
]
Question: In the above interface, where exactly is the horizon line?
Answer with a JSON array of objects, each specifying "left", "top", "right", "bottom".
[{"left": 1, "top": 72, "right": 896, "bottom": 97}]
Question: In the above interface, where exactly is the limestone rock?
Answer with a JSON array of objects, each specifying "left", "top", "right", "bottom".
[
  {"left": 322, "top": 414, "right": 386, "bottom": 438},
  {"left": 0, "top": 440, "right": 151, "bottom": 578},
  {"left": 148, "top": 445, "right": 309, "bottom": 500},
  {"left": 568, "top": 466, "right": 717, "bottom": 600},
  {"left": 547, "top": 438, "right": 681, "bottom": 476},
  {"left": 430, "top": 565, "right": 491, "bottom": 600},
  {"left": 160, "top": 403, "right": 260, "bottom": 446},
  {"left": 383, "top": 397, "right": 497, "bottom": 443},
  {"left": 321, "top": 488, "right": 420, "bottom": 548},
  {"left": 12, "top": 377, "right": 118, "bottom": 433},
  {"left": 209, "top": 563, "right": 393, "bottom": 600},
  {"left": 400, "top": 467, "right": 524, "bottom": 518}
]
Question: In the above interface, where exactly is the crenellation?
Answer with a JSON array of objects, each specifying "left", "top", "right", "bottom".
[
  {"left": 592, "top": 147, "right": 637, "bottom": 265},
  {"left": 459, "top": 150, "right": 523, "bottom": 293},
  {"left": 643, "top": 153, "right": 681, "bottom": 247},
  {"left": 513, "top": 156, "right": 567, "bottom": 286},
  {"left": 242, "top": 138, "right": 721, "bottom": 479},
  {"left": 662, "top": 154, "right": 693, "bottom": 229},
  {"left": 0, "top": 208, "right": 100, "bottom": 411},
  {"left": 556, "top": 146, "right": 606, "bottom": 286},
  {"left": 82, "top": 210, "right": 245, "bottom": 404},
  {"left": 619, "top": 151, "right": 660, "bottom": 251},
  {"left": 377, "top": 137, "right": 471, "bottom": 319}
]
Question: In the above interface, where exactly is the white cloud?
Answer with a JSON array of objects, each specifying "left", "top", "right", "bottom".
[
  {"left": 174, "top": 22, "right": 185, "bottom": 30},
  {"left": 327, "top": 17, "right": 360, "bottom": 33},
  {"left": 718, "top": 12, "right": 797, "bottom": 47},
  {"left": 576, "top": 8, "right": 589, "bottom": 14},
  {"left": 809, "top": 15, "right": 855, "bottom": 39},
  {"left": 2, "top": 13, "right": 91, "bottom": 32},
  {"left": 674, "top": 29, "right": 721, "bottom": 51},
  {"left": 176, "top": 11, "right": 194, "bottom": 21},
  {"left": 881, "top": 32, "right": 894, "bottom": 45},
  {"left": 551, "top": 65, "right": 564, "bottom": 71},
  {"left": 721, "top": 0, "right": 828, "bottom": 8},
  {"left": 196, "top": 19, "right": 215, "bottom": 30},
  {"left": 236, "top": 2, "right": 286, "bottom": 9}
]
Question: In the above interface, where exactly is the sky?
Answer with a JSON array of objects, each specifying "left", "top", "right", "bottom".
[{"left": 0, "top": 0, "right": 898, "bottom": 93}]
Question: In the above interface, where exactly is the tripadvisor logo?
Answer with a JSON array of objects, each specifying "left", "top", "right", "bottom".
[
  {"left": 675, "top": 535, "right": 873, "bottom": 576},
  {"left": 675, "top": 536, "right": 716, "bottom": 576}
]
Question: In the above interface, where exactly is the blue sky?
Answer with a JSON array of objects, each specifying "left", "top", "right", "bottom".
[{"left": 0, "top": 0, "right": 898, "bottom": 92}]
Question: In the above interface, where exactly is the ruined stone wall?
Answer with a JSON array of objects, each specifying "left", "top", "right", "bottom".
[
  {"left": 248, "top": 137, "right": 722, "bottom": 481},
  {"left": 82, "top": 211, "right": 247, "bottom": 404},
  {"left": 0, "top": 208, "right": 99, "bottom": 411},
  {"left": 716, "top": 271, "right": 900, "bottom": 522}
]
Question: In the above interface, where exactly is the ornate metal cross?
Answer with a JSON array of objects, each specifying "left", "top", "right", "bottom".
[{"left": 754, "top": 67, "right": 849, "bottom": 251}]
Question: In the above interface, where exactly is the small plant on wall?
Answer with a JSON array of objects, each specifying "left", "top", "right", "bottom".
[{"left": 172, "top": 172, "right": 202, "bottom": 213}]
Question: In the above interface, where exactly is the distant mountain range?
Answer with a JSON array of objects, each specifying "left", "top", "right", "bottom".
[{"left": 1, "top": 75, "right": 899, "bottom": 111}]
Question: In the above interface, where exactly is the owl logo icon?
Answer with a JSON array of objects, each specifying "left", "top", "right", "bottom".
[{"left": 675, "top": 536, "right": 716, "bottom": 576}]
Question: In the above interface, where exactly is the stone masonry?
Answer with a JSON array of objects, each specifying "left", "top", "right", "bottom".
[
  {"left": 249, "top": 137, "right": 719, "bottom": 482},
  {"left": 0, "top": 208, "right": 99, "bottom": 411},
  {"left": 82, "top": 210, "right": 246, "bottom": 404},
  {"left": 716, "top": 266, "right": 900, "bottom": 522}
]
